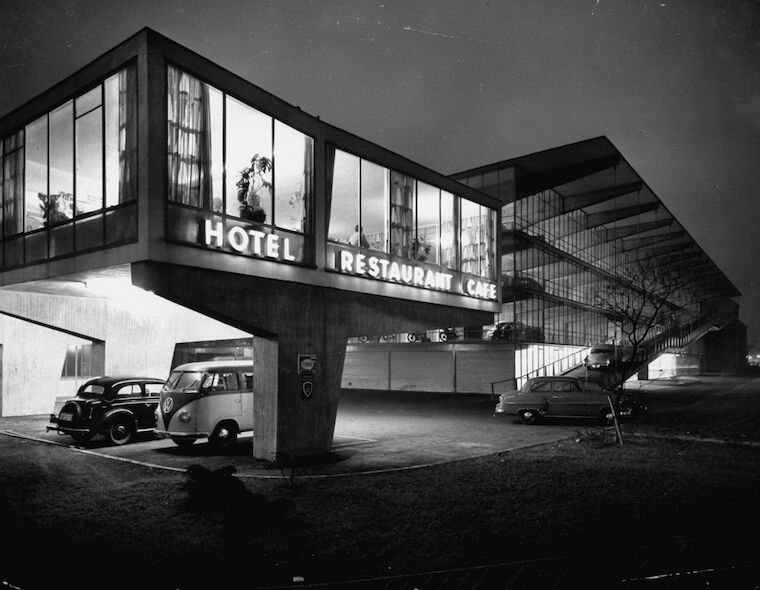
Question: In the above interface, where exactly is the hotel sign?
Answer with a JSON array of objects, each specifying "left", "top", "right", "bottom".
[
  {"left": 336, "top": 248, "right": 497, "bottom": 301},
  {"left": 203, "top": 220, "right": 299, "bottom": 262}
]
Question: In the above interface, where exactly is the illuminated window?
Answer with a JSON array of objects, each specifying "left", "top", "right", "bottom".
[
  {"left": 416, "top": 182, "right": 440, "bottom": 264},
  {"left": 167, "top": 66, "right": 314, "bottom": 233}
]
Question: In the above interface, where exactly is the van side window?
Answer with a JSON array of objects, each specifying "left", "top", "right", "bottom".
[
  {"left": 221, "top": 372, "right": 239, "bottom": 391},
  {"left": 241, "top": 372, "right": 253, "bottom": 389},
  {"left": 204, "top": 372, "right": 240, "bottom": 391}
]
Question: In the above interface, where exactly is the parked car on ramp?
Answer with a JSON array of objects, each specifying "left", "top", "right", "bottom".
[
  {"left": 47, "top": 376, "right": 165, "bottom": 445},
  {"left": 583, "top": 342, "right": 632, "bottom": 369},
  {"left": 494, "top": 375, "right": 643, "bottom": 425}
]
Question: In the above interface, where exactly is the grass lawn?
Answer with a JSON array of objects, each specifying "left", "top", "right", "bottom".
[{"left": 1, "top": 424, "right": 759, "bottom": 589}]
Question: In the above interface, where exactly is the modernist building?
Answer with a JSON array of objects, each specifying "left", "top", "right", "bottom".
[
  {"left": 0, "top": 29, "right": 744, "bottom": 457},
  {"left": 343, "top": 138, "right": 745, "bottom": 392},
  {"left": 0, "top": 29, "right": 500, "bottom": 458}
]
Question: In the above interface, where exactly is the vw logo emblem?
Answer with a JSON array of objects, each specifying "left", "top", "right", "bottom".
[{"left": 162, "top": 397, "right": 174, "bottom": 413}]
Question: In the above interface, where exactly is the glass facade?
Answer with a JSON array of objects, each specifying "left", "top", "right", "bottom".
[
  {"left": 166, "top": 66, "right": 314, "bottom": 263},
  {"left": 451, "top": 161, "right": 727, "bottom": 383},
  {"left": 0, "top": 65, "right": 138, "bottom": 268},
  {"left": 326, "top": 147, "right": 497, "bottom": 300}
]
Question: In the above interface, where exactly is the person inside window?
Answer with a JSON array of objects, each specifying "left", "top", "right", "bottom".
[{"left": 348, "top": 225, "right": 370, "bottom": 248}]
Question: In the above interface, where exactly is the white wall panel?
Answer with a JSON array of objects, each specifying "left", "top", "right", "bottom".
[
  {"left": 342, "top": 350, "right": 389, "bottom": 390},
  {"left": 390, "top": 350, "right": 454, "bottom": 392}
]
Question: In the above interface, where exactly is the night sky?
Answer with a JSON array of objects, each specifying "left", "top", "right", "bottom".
[{"left": 1, "top": 0, "right": 759, "bottom": 343}]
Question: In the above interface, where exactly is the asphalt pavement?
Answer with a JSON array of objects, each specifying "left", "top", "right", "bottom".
[{"left": 2, "top": 375, "right": 757, "bottom": 478}]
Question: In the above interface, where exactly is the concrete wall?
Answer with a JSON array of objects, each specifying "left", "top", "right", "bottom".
[
  {"left": 342, "top": 342, "right": 515, "bottom": 394},
  {"left": 0, "top": 315, "right": 90, "bottom": 416},
  {"left": 0, "top": 288, "right": 247, "bottom": 416}
]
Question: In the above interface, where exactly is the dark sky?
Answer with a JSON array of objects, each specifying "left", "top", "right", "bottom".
[{"left": 1, "top": 0, "right": 759, "bottom": 342}]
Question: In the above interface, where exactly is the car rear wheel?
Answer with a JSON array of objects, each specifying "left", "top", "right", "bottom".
[
  {"left": 106, "top": 417, "right": 135, "bottom": 446},
  {"left": 520, "top": 410, "right": 539, "bottom": 425},
  {"left": 598, "top": 408, "right": 614, "bottom": 426},
  {"left": 208, "top": 422, "right": 238, "bottom": 451}
]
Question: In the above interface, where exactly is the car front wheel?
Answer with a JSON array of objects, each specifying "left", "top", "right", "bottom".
[
  {"left": 208, "top": 422, "right": 238, "bottom": 451},
  {"left": 106, "top": 417, "right": 135, "bottom": 445},
  {"left": 520, "top": 410, "right": 539, "bottom": 425}
]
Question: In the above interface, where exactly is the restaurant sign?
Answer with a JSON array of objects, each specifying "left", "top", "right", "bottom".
[{"left": 335, "top": 248, "right": 497, "bottom": 301}]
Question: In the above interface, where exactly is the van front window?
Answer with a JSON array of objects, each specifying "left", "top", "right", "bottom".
[{"left": 163, "top": 371, "right": 203, "bottom": 393}]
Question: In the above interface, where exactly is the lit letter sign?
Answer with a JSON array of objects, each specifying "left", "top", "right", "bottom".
[
  {"left": 206, "top": 220, "right": 224, "bottom": 248},
  {"left": 334, "top": 248, "right": 496, "bottom": 300},
  {"left": 202, "top": 219, "right": 299, "bottom": 264}
]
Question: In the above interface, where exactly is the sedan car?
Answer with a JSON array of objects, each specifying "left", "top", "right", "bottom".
[
  {"left": 47, "top": 376, "right": 165, "bottom": 445},
  {"left": 494, "top": 375, "right": 644, "bottom": 424},
  {"left": 583, "top": 343, "right": 631, "bottom": 369}
]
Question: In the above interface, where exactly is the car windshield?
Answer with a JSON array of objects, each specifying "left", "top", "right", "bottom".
[
  {"left": 590, "top": 347, "right": 612, "bottom": 354},
  {"left": 163, "top": 371, "right": 204, "bottom": 393},
  {"left": 78, "top": 384, "right": 106, "bottom": 397}
]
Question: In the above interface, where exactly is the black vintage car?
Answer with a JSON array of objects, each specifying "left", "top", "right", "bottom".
[{"left": 47, "top": 376, "right": 165, "bottom": 445}]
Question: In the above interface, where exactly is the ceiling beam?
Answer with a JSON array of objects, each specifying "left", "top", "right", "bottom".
[
  {"left": 586, "top": 201, "right": 659, "bottom": 228},
  {"left": 602, "top": 218, "right": 674, "bottom": 241},
  {"left": 517, "top": 155, "right": 621, "bottom": 199},
  {"left": 562, "top": 182, "right": 643, "bottom": 213},
  {"left": 622, "top": 230, "right": 686, "bottom": 251}
]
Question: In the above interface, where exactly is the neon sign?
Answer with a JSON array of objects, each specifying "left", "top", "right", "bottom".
[
  {"left": 336, "top": 248, "right": 497, "bottom": 300},
  {"left": 203, "top": 220, "right": 297, "bottom": 261}
]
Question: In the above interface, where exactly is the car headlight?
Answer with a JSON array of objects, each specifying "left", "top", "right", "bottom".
[{"left": 178, "top": 410, "right": 192, "bottom": 424}]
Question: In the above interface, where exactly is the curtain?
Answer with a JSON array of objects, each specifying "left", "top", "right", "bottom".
[
  {"left": 390, "top": 170, "right": 414, "bottom": 258},
  {"left": 3, "top": 135, "right": 23, "bottom": 237},
  {"left": 167, "top": 67, "right": 212, "bottom": 208},
  {"left": 301, "top": 136, "right": 313, "bottom": 233},
  {"left": 324, "top": 146, "right": 335, "bottom": 238},
  {"left": 480, "top": 207, "right": 495, "bottom": 279},
  {"left": 118, "top": 67, "right": 137, "bottom": 203}
]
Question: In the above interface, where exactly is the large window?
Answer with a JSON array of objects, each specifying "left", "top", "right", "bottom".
[
  {"left": 167, "top": 66, "right": 314, "bottom": 243},
  {"left": 326, "top": 147, "right": 497, "bottom": 298},
  {"left": 0, "top": 65, "right": 137, "bottom": 269}
]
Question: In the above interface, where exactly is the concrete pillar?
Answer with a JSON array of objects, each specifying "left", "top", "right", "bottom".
[{"left": 132, "top": 260, "right": 490, "bottom": 459}]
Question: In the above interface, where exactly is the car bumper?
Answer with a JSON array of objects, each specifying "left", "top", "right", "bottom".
[
  {"left": 46, "top": 423, "right": 92, "bottom": 435},
  {"left": 155, "top": 430, "right": 204, "bottom": 440}
]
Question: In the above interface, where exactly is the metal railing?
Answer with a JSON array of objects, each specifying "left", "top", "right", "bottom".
[{"left": 490, "top": 345, "right": 592, "bottom": 396}]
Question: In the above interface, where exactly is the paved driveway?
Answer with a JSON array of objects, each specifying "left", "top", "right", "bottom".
[{"left": 0, "top": 390, "right": 581, "bottom": 477}]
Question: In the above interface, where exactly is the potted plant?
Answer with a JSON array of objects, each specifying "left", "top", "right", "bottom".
[
  {"left": 412, "top": 237, "right": 432, "bottom": 262},
  {"left": 236, "top": 154, "right": 271, "bottom": 223},
  {"left": 39, "top": 191, "right": 73, "bottom": 226}
]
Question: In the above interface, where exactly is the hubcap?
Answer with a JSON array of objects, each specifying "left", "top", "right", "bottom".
[{"left": 217, "top": 427, "right": 230, "bottom": 440}]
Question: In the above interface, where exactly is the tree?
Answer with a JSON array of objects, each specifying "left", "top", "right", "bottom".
[{"left": 592, "top": 256, "right": 696, "bottom": 387}]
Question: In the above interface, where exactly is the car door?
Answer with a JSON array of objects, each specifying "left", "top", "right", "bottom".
[
  {"left": 572, "top": 385, "right": 611, "bottom": 417},
  {"left": 119, "top": 383, "right": 152, "bottom": 429},
  {"left": 113, "top": 383, "right": 142, "bottom": 423},
  {"left": 546, "top": 380, "right": 577, "bottom": 416}
]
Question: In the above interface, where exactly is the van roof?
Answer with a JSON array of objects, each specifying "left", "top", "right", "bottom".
[{"left": 172, "top": 360, "right": 254, "bottom": 372}]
